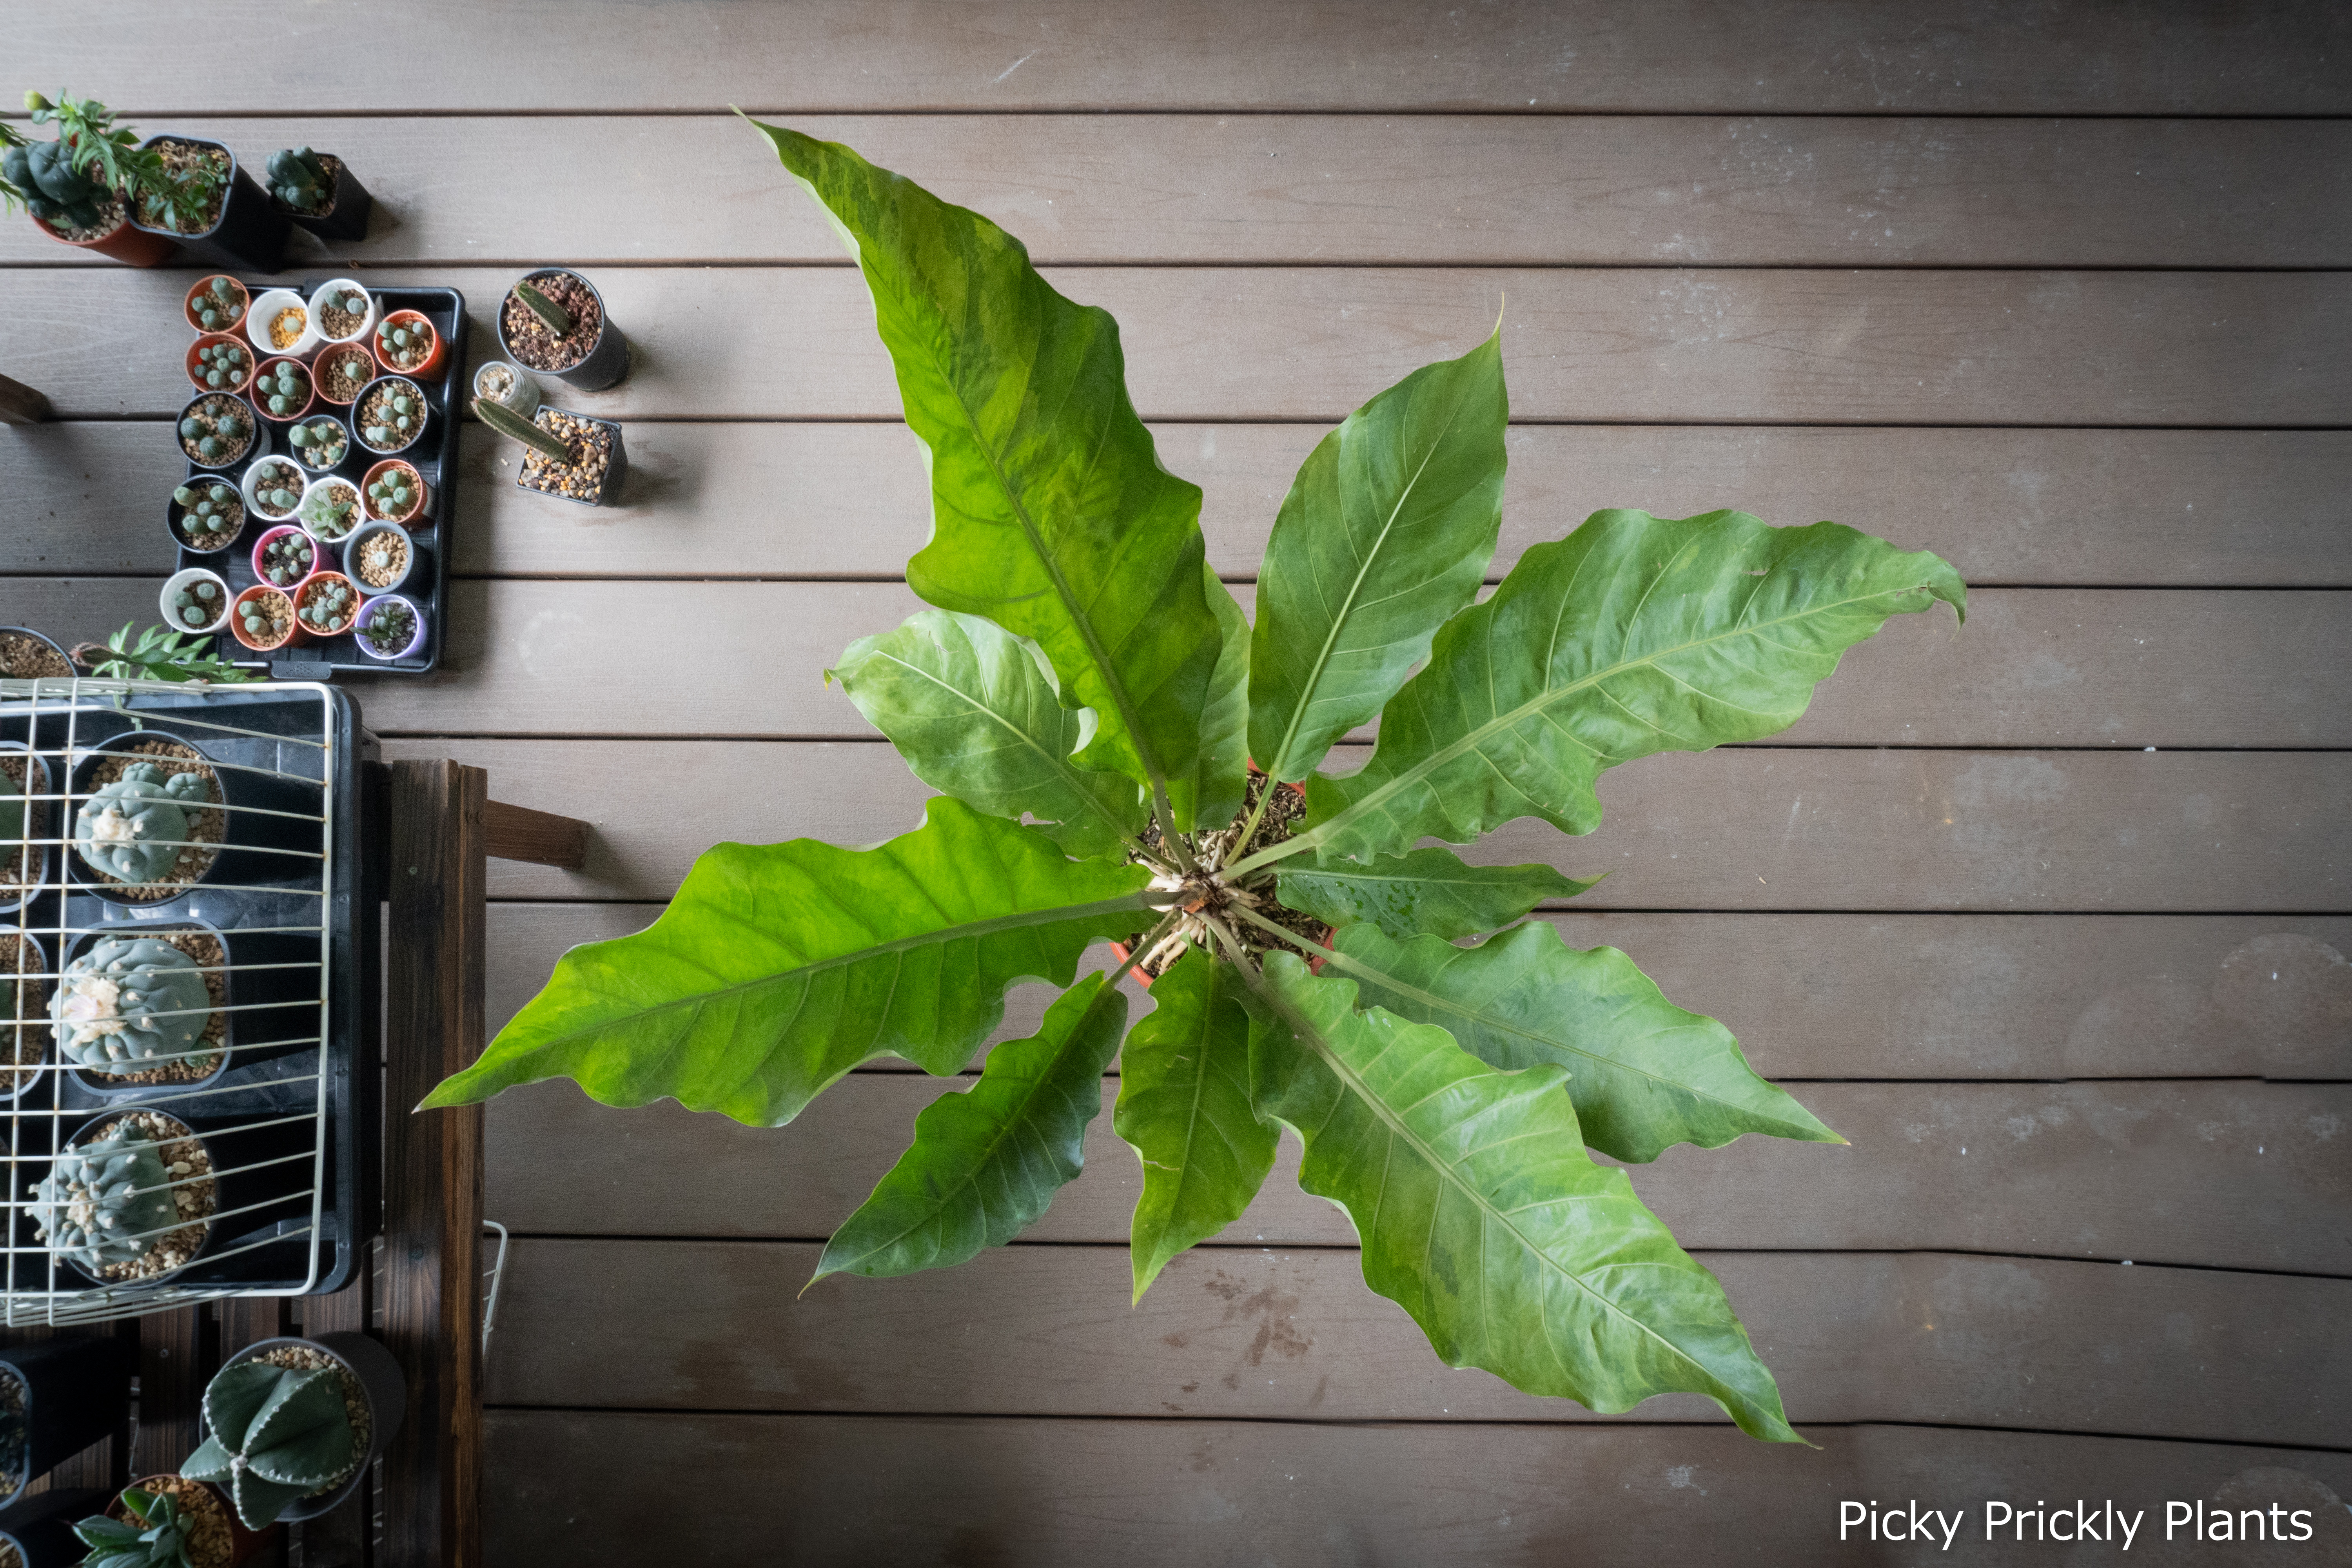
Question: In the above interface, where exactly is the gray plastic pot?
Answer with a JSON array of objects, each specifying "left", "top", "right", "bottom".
[{"left": 205, "top": 1333, "right": 405, "bottom": 1523}]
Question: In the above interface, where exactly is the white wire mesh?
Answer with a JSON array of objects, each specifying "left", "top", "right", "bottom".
[{"left": 1, "top": 675, "right": 345, "bottom": 1325}]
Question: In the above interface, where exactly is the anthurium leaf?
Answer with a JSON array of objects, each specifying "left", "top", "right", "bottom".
[
  {"left": 813, "top": 971, "right": 1129, "bottom": 1283},
  {"left": 1248, "top": 331, "right": 1508, "bottom": 784},
  {"left": 753, "top": 120, "right": 1222, "bottom": 821},
  {"left": 1325, "top": 922, "right": 1841, "bottom": 1163},
  {"left": 1168, "top": 566, "right": 1252, "bottom": 835},
  {"left": 829, "top": 609, "right": 1148, "bottom": 860},
  {"left": 1276, "top": 845, "right": 1597, "bottom": 942},
  {"left": 1240, "top": 955, "right": 1799, "bottom": 1441},
  {"left": 1112, "top": 947, "right": 1276, "bottom": 1302},
  {"left": 1284, "top": 511, "right": 1965, "bottom": 866},
  {"left": 421, "top": 798, "right": 1156, "bottom": 1127}
]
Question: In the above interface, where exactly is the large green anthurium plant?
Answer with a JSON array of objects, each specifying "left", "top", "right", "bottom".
[{"left": 426, "top": 123, "right": 1965, "bottom": 1444}]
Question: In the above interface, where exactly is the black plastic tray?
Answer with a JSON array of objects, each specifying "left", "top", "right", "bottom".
[
  {"left": 0, "top": 683, "right": 368, "bottom": 1298},
  {"left": 176, "top": 283, "right": 465, "bottom": 679}
]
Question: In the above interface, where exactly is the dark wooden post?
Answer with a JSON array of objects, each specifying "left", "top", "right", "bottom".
[
  {"left": 379, "top": 760, "right": 486, "bottom": 1568},
  {"left": 0, "top": 373, "right": 49, "bottom": 425},
  {"left": 129, "top": 1309, "right": 209, "bottom": 1481}
]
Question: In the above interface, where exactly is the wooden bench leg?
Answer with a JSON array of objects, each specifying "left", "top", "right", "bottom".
[
  {"left": 484, "top": 797, "right": 589, "bottom": 870},
  {"left": 0, "top": 373, "right": 50, "bottom": 425}
]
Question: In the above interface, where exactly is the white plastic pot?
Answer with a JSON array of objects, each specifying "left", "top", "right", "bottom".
[
  {"left": 246, "top": 288, "right": 321, "bottom": 360},
  {"left": 159, "top": 568, "right": 233, "bottom": 635},
  {"left": 241, "top": 456, "right": 312, "bottom": 524},
  {"left": 310, "top": 278, "right": 379, "bottom": 343}
]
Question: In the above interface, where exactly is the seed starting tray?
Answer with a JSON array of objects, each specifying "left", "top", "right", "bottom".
[
  {"left": 175, "top": 282, "right": 465, "bottom": 678},
  {"left": 1, "top": 679, "right": 367, "bottom": 1318}
]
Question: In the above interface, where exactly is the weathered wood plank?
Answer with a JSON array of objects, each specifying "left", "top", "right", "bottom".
[
  {"left": 15, "top": 1, "right": 2348, "bottom": 114},
  {"left": 13, "top": 422, "right": 2349, "bottom": 588},
  {"left": 483, "top": 904, "right": 2352, "bottom": 1080},
  {"left": 9, "top": 116, "right": 2350, "bottom": 269},
  {"left": 15, "top": 267, "right": 2349, "bottom": 425},
  {"left": 483, "top": 1412, "right": 2352, "bottom": 1567},
  {"left": 483, "top": 1076, "right": 2352, "bottom": 1274},
  {"left": 479, "top": 1241, "right": 2351, "bottom": 1444},
  {"left": 363, "top": 738, "right": 2350, "bottom": 914}
]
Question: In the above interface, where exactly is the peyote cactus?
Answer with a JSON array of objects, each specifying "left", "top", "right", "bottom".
[
  {"left": 178, "top": 398, "right": 250, "bottom": 465},
  {"left": 192, "top": 338, "right": 249, "bottom": 390},
  {"left": 266, "top": 146, "right": 333, "bottom": 214},
  {"left": 471, "top": 394, "right": 573, "bottom": 463},
  {"left": 296, "top": 577, "right": 356, "bottom": 633},
  {"left": 191, "top": 275, "right": 243, "bottom": 331},
  {"left": 365, "top": 467, "right": 417, "bottom": 519},
  {"left": 258, "top": 531, "right": 315, "bottom": 586},
  {"left": 362, "top": 386, "right": 421, "bottom": 449},
  {"left": 2, "top": 134, "right": 112, "bottom": 231},
  {"left": 73, "top": 1486, "right": 201, "bottom": 1568},
  {"left": 250, "top": 458, "right": 304, "bottom": 517},
  {"left": 173, "top": 481, "right": 239, "bottom": 545},
  {"left": 514, "top": 279, "right": 572, "bottom": 335},
  {"left": 258, "top": 361, "right": 309, "bottom": 418},
  {"left": 74, "top": 761, "right": 210, "bottom": 884},
  {"left": 316, "top": 283, "right": 367, "bottom": 321},
  {"left": 168, "top": 579, "right": 225, "bottom": 630},
  {"left": 286, "top": 417, "right": 347, "bottom": 470},
  {"left": 31, "top": 1123, "right": 179, "bottom": 1273},
  {"left": 298, "top": 483, "right": 358, "bottom": 541},
  {"left": 181, "top": 1357, "right": 361, "bottom": 1528},
  {"left": 52, "top": 935, "right": 211, "bottom": 1076},
  {"left": 374, "top": 317, "right": 434, "bottom": 372}
]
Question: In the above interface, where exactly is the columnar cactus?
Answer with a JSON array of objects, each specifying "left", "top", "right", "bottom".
[
  {"left": 471, "top": 394, "right": 573, "bottom": 463},
  {"left": 267, "top": 147, "right": 333, "bottom": 213},
  {"left": 515, "top": 279, "right": 573, "bottom": 335},
  {"left": 2, "top": 136, "right": 111, "bottom": 231},
  {"left": 181, "top": 1358, "right": 361, "bottom": 1528},
  {"left": 74, "top": 761, "right": 210, "bottom": 884},
  {"left": 51, "top": 936, "right": 211, "bottom": 1075},
  {"left": 31, "top": 1123, "right": 179, "bottom": 1272}
]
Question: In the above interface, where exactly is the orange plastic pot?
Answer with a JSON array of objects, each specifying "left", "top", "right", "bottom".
[
  {"left": 372, "top": 309, "right": 445, "bottom": 379},
  {"left": 32, "top": 210, "right": 172, "bottom": 266}
]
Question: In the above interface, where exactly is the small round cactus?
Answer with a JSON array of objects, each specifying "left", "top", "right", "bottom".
[
  {"left": 74, "top": 761, "right": 211, "bottom": 885},
  {"left": 32, "top": 1122, "right": 182, "bottom": 1273},
  {"left": 53, "top": 935, "right": 213, "bottom": 1075},
  {"left": 268, "top": 146, "right": 334, "bottom": 214}
]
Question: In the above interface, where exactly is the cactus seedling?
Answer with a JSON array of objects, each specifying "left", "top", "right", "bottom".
[
  {"left": 32, "top": 1123, "right": 180, "bottom": 1273},
  {"left": 248, "top": 457, "right": 305, "bottom": 518},
  {"left": 514, "top": 279, "right": 572, "bottom": 335},
  {"left": 258, "top": 530, "right": 315, "bottom": 587},
  {"left": 74, "top": 761, "right": 211, "bottom": 885},
  {"left": 294, "top": 575, "right": 358, "bottom": 634},
  {"left": 236, "top": 588, "right": 294, "bottom": 650},
  {"left": 364, "top": 464, "right": 419, "bottom": 521},
  {"left": 172, "top": 481, "right": 241, "bottom": 546},
  {"left": 267, "top": 146, "right": 334, "bottom": 214},
  {"left": 190, "top": 338, "right": 249, "bottom": 391},
  {"left": 357, "top": 379, "right": 424, "bottom": 451},
  {"left": 258, "top": 360, "right": 310, "bottom": 419},
  {"left": 53, "top": 935, "right": 212, "bottom": 1076},
  {"left": 177, "top": 396, "right": 252, "bottom": 466},
  {"left": 189, "top": 275, "right": 245, "bottom": 331},
  {"left": 374, "top": 314, "right": 436, "bottom": 372},
  {"left": 472, "top": 395, "right": 574, "bottom": 463},
  {"left": 299, "top": 481, "right": 360, "bottom": 542},
  {"left": 169, "top": 579, "right": 224, "bottom": 629},
  {"left": 286, "top": 416, "right": 347, "bottom": 471},
  {"left": 182, "top": 1357, "right": 363, "bottom": 1528}
]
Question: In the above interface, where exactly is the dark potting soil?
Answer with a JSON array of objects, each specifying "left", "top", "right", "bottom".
[
  {"left": 1120, "top": 769, "right": 1327, "bottom": 978},
  {"left": 0, "top": 633, "right": 71, "bottom": 678},
  {"left": 0, "top": 754, "right": 44, "bottom": 898},
  {"left": 143, "top": 139, "right": 229, "bottom": 234},
  {"left": 501, "top": 272, "right": 603, "bottom": 372},
  {"left": 517, "top": 410, "right": 615, "bottom": 502}
]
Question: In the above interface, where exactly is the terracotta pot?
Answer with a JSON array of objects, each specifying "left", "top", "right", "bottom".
[
  {"left": 183, "top": 275, "right": 250, "bottom": 334},
  {"left": 371, "top": 310, "right": 445, "bottom": 379},
  {"left": 184, "top": 333, "right": 256, "bottom": 397},
  {"left": 30, "top": 210, "right": 172, "bottom": 266}
]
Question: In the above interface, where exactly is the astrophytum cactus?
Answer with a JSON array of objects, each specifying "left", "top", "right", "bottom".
[
  {"left": 52, "top": 936, "right": 212, "bottom": 1076},
  {"left": 74, "top": 762, "right": 209, "bottom": 884},
  {"left": 32, "top": 1124, "right": 178, "bottom": 1272},
  {"left": 181, "top": 1358, "right": 360, "bottom": 1528}
]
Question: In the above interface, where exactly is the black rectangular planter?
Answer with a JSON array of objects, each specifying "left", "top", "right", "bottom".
[
  {"left": 0, "top": 1338, "right": 132, "bottom": 1507},
  {"left": 276, "top": 154, "right": 373, "bottom": 243},
  {"left": 130, "top": 136, "right": 288, "bottom": 274}
]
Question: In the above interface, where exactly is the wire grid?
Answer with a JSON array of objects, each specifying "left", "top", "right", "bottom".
[{"left": 1, "top": 675, "right": 342, "bottom": 1325}]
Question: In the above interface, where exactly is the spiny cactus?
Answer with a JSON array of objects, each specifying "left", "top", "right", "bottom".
[
  {"left": 2, "top": 136, "right": 111, "bottom": 231},
  {"left": 191, "top": 275, "right": 243, "bottom": 330},
  {"left": 514, "top": 279, "right": 573, "bottom": 335},
  {"left": 192, "top": 338, "right": 248, "bottom": 389},
  {"left": 182, "top": 1357, "right": 361, "bottom": 1528},
  {"left": 374, "top": 317, "right": 434, "bottom": 372},
  {"left": 173, "top": 481, "right": 240, "bottom": 544},
  {"left": 259, "top": 361, "right": 309, "bottom": 418},
  {"left": 73, "top": 1486, "right": 202, "bottom": 1568},
  {"left": 74, "top": 761, "right": 210, "bottom": 884},
  {"left": 365, "top": 467, "right": 417, "bottom": 518},
  {"left": 53, "top": 936, "right": 211, "bottom": 1076},
  {"left": 287, "top": 417, "right": 347, "bottom": 469},
  {"left": 267, "top": 146, "right": 333, "bottom": 214},
  {"left": 258, "top": 531, "right": 315, "bottom": 586},
  {"left": 298, "top": 578, "right": 356, "bottom": 632},
  {"left": 178, "top": 398, "right": 250, "bottom": 465},
  {"left": 32, "top": 1123, "right": 180, "bottom": 1272},
  {"left": 299, "top": 483, "right": 359, "bottom": 541},
  {"left": 250, "top": 459, "right": 304, "bottom": 517},
  {"left": 472, "top": 395, "right": 574, "bottom": 463}
]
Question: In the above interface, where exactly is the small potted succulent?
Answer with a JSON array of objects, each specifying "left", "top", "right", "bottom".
[
  {"left": 475, "top": 397, "right": 626, "bottom": 507},
  {"left": 183, "top": 335, "right": 252, "bottom": 396},
  {"left": 0, "top": 627, "right": 72, "bottom": 678},
  {"left": 264, "top": 147, "right": 372, "bottom": 242},
  {"left": 69, "top": 751, "right": 220, "bottom": 901},
  {"left": 168, "top": 479, "right": 245, "bottom": 554},
  {"left": 352, "top": 375, "right": 428, "bottom": 456},
  {"left": 250, "top": 358, "right": 313, "bottom": 423},
  {"left": 297, "top": 478, "right": 362, "bottom": 544},
  {"left": 359, "top": 457, "right": 428, "bottom": 526},
  {"left": 243, "top": 288, "right": 318, "bottom": 359},
  {"left": 0, "top": 1337, "right": 133, "bottom": 1514},
  {"left": 33, "top": 1111, "right": 217, "bottom": 1284},
  {"left": 182, "top": 275, "right": 248, "bottom": 334},
  {"left": 370, "top": 311, "right": 443, "bottom": 379},
  {"left": 249, "top": 526, "right": 317, "bottom": 589},
  {"left": 284, "top": 414, "right": 348, "bottom": 474},
  {"left": 158, "top": 569, "right": 232, "bottom": 635},
  {"left": 126, "top": 127, "right": 285, "bottom": 273},
  {"left": 229, "top": 586, "right": 299, "bottom": 654},
  {"left": 472, "top": 358, "right": 539, "bottom": 417},
  {"left": 354, "top": 595, "right": 425, "bottom": 663},
  {"left": 0, "top": 94, "right": 174, "bottom": 266},
  {"left": 239, "top": 456, "right": 307, "bottom": 524},
  {"left": 74, "top": 1477, "right": 266, "bottom": 1568},
  {"left": 53, "top": 931, "right": 225, "bottom": 1094},
  {"left": 308, "top": 279, "right": 375, "bottom": 345},
  {"left": 176, "top": 394, "right": 261, "bottom": 471},
  {"left": 312, "top": 342, "right": 375, "bottom": 408},
  {"left": 181, "top": 1333, "right": 404, "bottom": 1528},
  {"left": 292, "top": 573, "right": 361, "bottom": 639},
  {"left": 497, "top": 269, "right": 627, "bottom": 390},
  {"left": 343, "top": 521, "right": 419, "bottom": 597}
]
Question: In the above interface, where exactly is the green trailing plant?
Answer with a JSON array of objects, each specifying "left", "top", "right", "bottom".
[
  {"left": 470, "top": 395, "right": 573, "bottom": 463},
  {"left": 74, "top": 761, "right": 209, "bottom": 882},
  {"left": 181, "top": 1356, "right": 360, "bottom": 1528},
  {"left": 82, "top": 621, "right": 252, "bottom": 683},
  {"left": 257, "top": 360, "right": 309, "bottom": 418},
  {"left": 52, "top": 935, "right": 211, "bottom": 1075},
  {"left": 266, "top": 146, "right": 333, "bottom": 213},
  {"left": 513, "top": 279, "right": 572, "bottom": 334},
  {"left": 10, "top": 92, "right": 219, "bottom": 234},
  {"left": 33, "top": 1123, "right": 178, "bottom": 1272},
  {"left": 73, "top": 1486, "right": 200, "bottom": 1568},
  {"left": 425, "top": 126, "right": 1965, "bottom": 1443}
]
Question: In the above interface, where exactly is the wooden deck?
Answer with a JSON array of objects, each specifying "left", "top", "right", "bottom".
[{"left": 6, "top": 4, "right": 2350, "bottom": 1561}]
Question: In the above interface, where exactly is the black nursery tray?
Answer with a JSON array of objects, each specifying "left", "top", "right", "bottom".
[
  {"left": 0, "top": 682, "right": 369, "bottom": 1305},
  {"left": 176, "top": 283, "right": 466, "bottom": 679}
]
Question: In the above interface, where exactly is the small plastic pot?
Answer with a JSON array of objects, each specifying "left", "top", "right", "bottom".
[
  {"left": 351, "top": 374, "right": 431, "bottom": 458},
  {"left": 514, "top": 408, "right": 628, "bottom": 508},
  {"left": 0, "top": 627, "right": 73, "bottom": 679},
  {"left": 240, "top": 457, "right": 309, "bottom": 526},
  {"left": 231, "top": 584, "right": 305, "bottom": 653},
  {"left": 129, "top": 135, "right": 287, "bottom": 273},
  {"left": 353, "top": 594, "right": 427, "bottom": 663},
  {"left": 371, "top": 310, "right": 445, "bottom": 380},
  {"left": 207, "top": 1334, "right": 405, "bottom": 1524},
  {"left": 284, "top": 412, "right": 351, "bottom": 475},
  {"left": 56, "top": 915, "right": 238, "bottom": 1101},
  {"left": 293, "top": 572, "right": 361, "bottom": 639},
  {"left": 184, "top": 333, "right": 256, "bottom": 397},
  {"left": 249, "top": 525, "right": 320, "bottom": 591},
  {"left": 472, "top": 358, "right": 541, "bottom": 418},
  {"left": 0, "top": 1485, "right": 111, "bottom": 1566},
  {"left": 360, "top": 458, "right": 430, "bottom": 526},
  {"left": 250, "top": 356, "right": 316, "bottom": 424},
  {"left": 312, "top": 343, "right": 377, "bottom": 408},
  {"left": 342, "top": 521, "right": 422, "bottom": 598},
  {"left": 0, "top": 742, "right": 54, "bottom": 918},
  {"left": 298, "top": 477, "right": 365, "bottom": 548},
  {"left": 0, "top": 1339, "right": 132, "bottom": 1510},
  {"left": 273, "top": 152, "right": 373, "bottom": 243},
  {"left": 168, "top": 476, "right": 248, "bottom": 555},
  {"left": 184, "top": 274, "right": 250, "bottom": 335},
  {"left": 160, "top": 567, "right": 233, "bottom": 635},
  {"left": 497, "top": 268, "right": 628, "bottom": 391},
  {"left": 309, "top": 277, "right": 377, "bottom": 345},
  {"left": 29, "top": 209, "right": 172, "bottom": 267},
  {"left": 245, "top": 288, "right": 320, "bottom": 361},
  {"left": 176, "top": 392, "right": 267, "bottom": 473},
  {"left": 65, "top": 728, "right": 240, "bottom": 904}
]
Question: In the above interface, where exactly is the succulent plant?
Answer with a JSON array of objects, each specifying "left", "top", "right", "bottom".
[
  {"left": 167, "top": 578, "right": 225, "bottom": 630},
  {"left": 287, "top": 417, "right": 346, "bottom": 469},
  {"left": 258, "top": 531, "right": 314, "bottom": 586},
  {"left": 297, "top": 578, "right": 356, "bottom": 632},
  {"left": 374, "top": 317, "right": 434, "bottom": 372},
  {"left": 267, "top": 146, "right": 333, "bottom": 214},
  {"left": 178, "top": 399, "right": 250, "bottom": 464},
  {"left": 52, "top": 935, "right": 211, "bottom": 1075},
  {"left": 299, "top": 483, "right": 359, "bottom": 541},
  {"left": 472, "top": 394, "right": 573, "bottom": 463},
  {"left": 192, "top": 338, "right": 248, "bottom": 389},
  {"left": 2, "top": 134, "right": 111, "bottom": 230},
  {"left": 360, "top": 599, "right": 417, "bottom": 656},
  {"left": 32, "top": 1122, "right": 180, "bottom": 1272},
  {"left": 73, "top": 1486, "right": 201, "bottom": 1568},
  {"left": 181, "top": 1356, "right": 361, "bottom": 1528},
  {"left": 9, "top": 93, "right": 220, "bottom": 235},
  {"left": 514, "top": 279, "right": 573, "bottom": 335},
  {"left": 238, "top": 592, "right": 288, "bottom": 646},
  {"left": 366, "top": 467, "right": 417, "bottom": 518},
  {"left": 173, "top": 481, "right": 239, "bottom": 543},
  {"left": 362, "top": 385, "right": 421, "bottom": 448},
  {"left": 250, "top": 459, "right": 304, "bottom": 517},
  {"left": 191, "top": 275, "right": 243, "bottom": 330},
  {"left": 82, "top": 621, "right": 254, "bottom": 684},
  {"left": 259, "top": 361, "right": 309, "bottom": 418},
  {"left": 316, "top": 283, "right": 367, "bottom": 320},
  {"left": 74, "top": 761, "right": 210, "bottom": 884}
]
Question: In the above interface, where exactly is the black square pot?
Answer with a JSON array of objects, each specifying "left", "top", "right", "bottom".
[
  {"left": 130, "top": 136, "right": 287, "bottom": 274},
  {"left": 516, "top": 409, "right": 627, "bottom": 508},
  {"left": 0, "top": 1338, "right": 132, "bottom": 1509},
  {"left": 0, "top": 1486, "right": 109, "bottom": 1568},
  {"left": 274, "top": 154, "right": 372, "bottom": 243}
]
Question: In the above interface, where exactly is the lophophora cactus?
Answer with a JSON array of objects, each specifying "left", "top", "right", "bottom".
[
  {"left": 287, "top": 417, "right": 347, "bottom": 469},
  {"left": 266, "top": 147, "right": 333, "bottom": 214},
  {"left": 32, "top": 1123, "right": 180, "bottom": 1272},
  {"left": 365, "top": 468, "right": 417, "bottom": 518},
  {"left": 374, "top": 318, "right": 432, "bottom": 372},
  {"left": 178, "top": 399, "right": 250, "bottom": 465},
  {"left": 192, "top": 275, "right": 242, "bottom": 330},
  {"left": 74, "top": 761, "right": 210, "bottom": 884},
  {"left": 192, "top": 338, "right": 248, "bottom": 390},
  {"left": 167, "top": 578, "right": 225, "bottom": 631},
  {"left": 258, "top": 531, "right": 314, "bottom": 586},
  {"left": 250, "top": 459, "right": 303, "bottom": 517},
  {"left": 52, "top": 936, "right": 212, "bottom": 1076},
  {"left": 297, "top": 578, "right": 356, "bottom": 633},
  {"left": 258, "top": 360, "right": 309, "bottom": 418},
  {"left": 174, "top": 480, "right": 239, "bottom": 542},
  {"left": 182, "top": 1357, "right": 360, "bottom": 1528},
  {"left": 362, "top": 388, "right": 421, "bottom": 450},
  {"left": 2, "top": 135, "right": 112, "bottom": 231}
]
